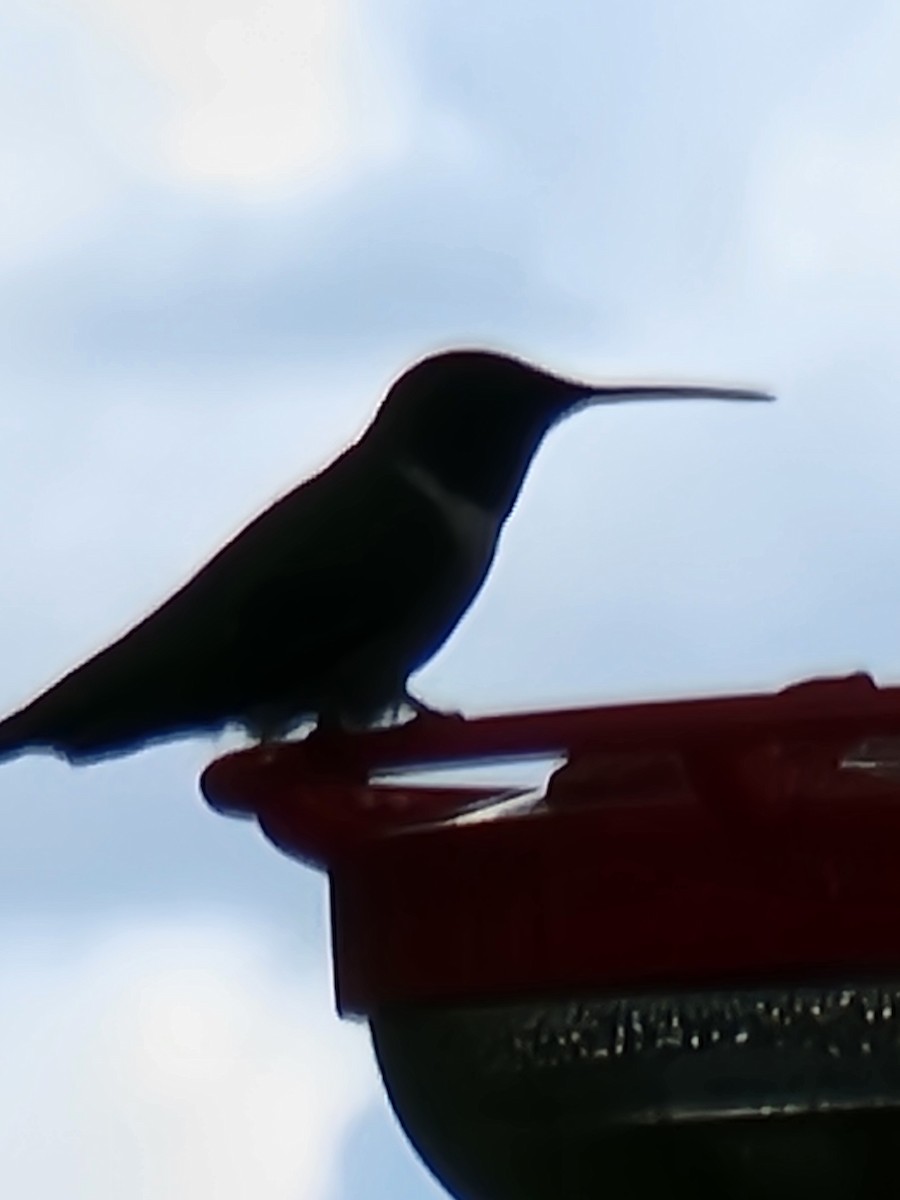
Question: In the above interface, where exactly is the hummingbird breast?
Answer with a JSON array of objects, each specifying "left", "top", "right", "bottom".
[
  {"left": 227, "top": 454, "right": 506, "bottom": 732},
  {"left": 395, "top": 461, "right": 503, "bottom": 583},
  {"left": 309, "top": 460, "right": 504, "bottom": 726}
]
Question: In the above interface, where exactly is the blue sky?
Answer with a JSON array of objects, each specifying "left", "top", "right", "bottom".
[{"left": 2, "top": 0, "right": 900, "bottom": 1195}]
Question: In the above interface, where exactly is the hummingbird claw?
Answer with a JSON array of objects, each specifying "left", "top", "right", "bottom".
[{"left": 404, "top": 694, "right": 466, "bottom": 724}]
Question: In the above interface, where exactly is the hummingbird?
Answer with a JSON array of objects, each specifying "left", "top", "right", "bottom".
[{"left": 0, "top": 350, "right": 772, "bottom": 763}]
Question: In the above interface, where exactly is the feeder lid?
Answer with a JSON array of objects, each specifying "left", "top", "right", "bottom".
[{"left": 201, "top": 673, "right": 900, "bottom": 1015}]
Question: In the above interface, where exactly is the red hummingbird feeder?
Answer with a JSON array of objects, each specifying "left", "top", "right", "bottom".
[{"left": 201, "top": 673, "right": 900, "bottom": 1200}]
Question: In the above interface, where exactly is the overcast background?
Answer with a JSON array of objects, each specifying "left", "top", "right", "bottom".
[{"left": 1, "top": 0, "right": 899, "bottom": 1195}]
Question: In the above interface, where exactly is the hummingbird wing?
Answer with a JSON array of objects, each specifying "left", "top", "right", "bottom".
[
  {"left": 221, "top": 455, "right": 494, "bottom": 724},
  {"left": 0, "top": 447, "right": 489, "bottom": 761}
]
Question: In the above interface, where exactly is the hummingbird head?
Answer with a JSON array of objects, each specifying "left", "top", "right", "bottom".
[{"left": 368, "top": 349, "right": 772, "bottom": 515}]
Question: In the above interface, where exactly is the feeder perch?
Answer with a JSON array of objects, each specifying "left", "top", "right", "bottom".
[{"left": 201, "top": 673, "right": 900, "bottom": 1199}]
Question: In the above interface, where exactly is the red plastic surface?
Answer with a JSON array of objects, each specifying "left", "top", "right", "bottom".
[{"left": 200, "top": 673, "right": 900, "bottom": 1015}]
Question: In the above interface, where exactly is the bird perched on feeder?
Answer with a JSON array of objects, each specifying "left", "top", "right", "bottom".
[{"left": 0, "top": 349, "right": 772, "bottom": 763}]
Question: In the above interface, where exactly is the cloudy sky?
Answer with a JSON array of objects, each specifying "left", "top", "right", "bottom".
[{"left": 2, "top": 0, "right": 900, "bottom": 1195}]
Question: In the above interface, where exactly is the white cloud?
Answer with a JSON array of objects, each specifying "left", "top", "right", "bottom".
[
  {"left": 752, "top": 127, "right": 900, "bottom": 288},
  {"left": 747, "top": 6, "right": 900, "bottom": 294},
  {"left": 0, "top": 0, "right": 130, "bottom": 270},
  {"left": 0, "top": 916, "right": 375, "bottom": 1199},
  {"left": 68, "top": 0, "right": 408, "bottom": 190}
]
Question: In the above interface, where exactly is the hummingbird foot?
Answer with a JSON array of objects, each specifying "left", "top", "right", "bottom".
[
  {"left": 305, "top": 692, "right": 465, "bottom": 739},
  {"left": 402, "top": 691, "right": 466, "bottom": 724}
]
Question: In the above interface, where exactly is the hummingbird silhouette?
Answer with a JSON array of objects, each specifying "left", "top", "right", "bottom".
[{"left": 0, "top": 350, "right": 772, "bottom": 763}]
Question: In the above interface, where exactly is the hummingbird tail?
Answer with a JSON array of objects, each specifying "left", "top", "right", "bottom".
[{"left": 0, "top": 709, "right": 41, "bottom": 763}]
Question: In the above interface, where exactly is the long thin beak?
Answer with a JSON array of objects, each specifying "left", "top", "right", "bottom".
[{"left": 573, "top": 379, "right": 775, "bottom": 405}]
